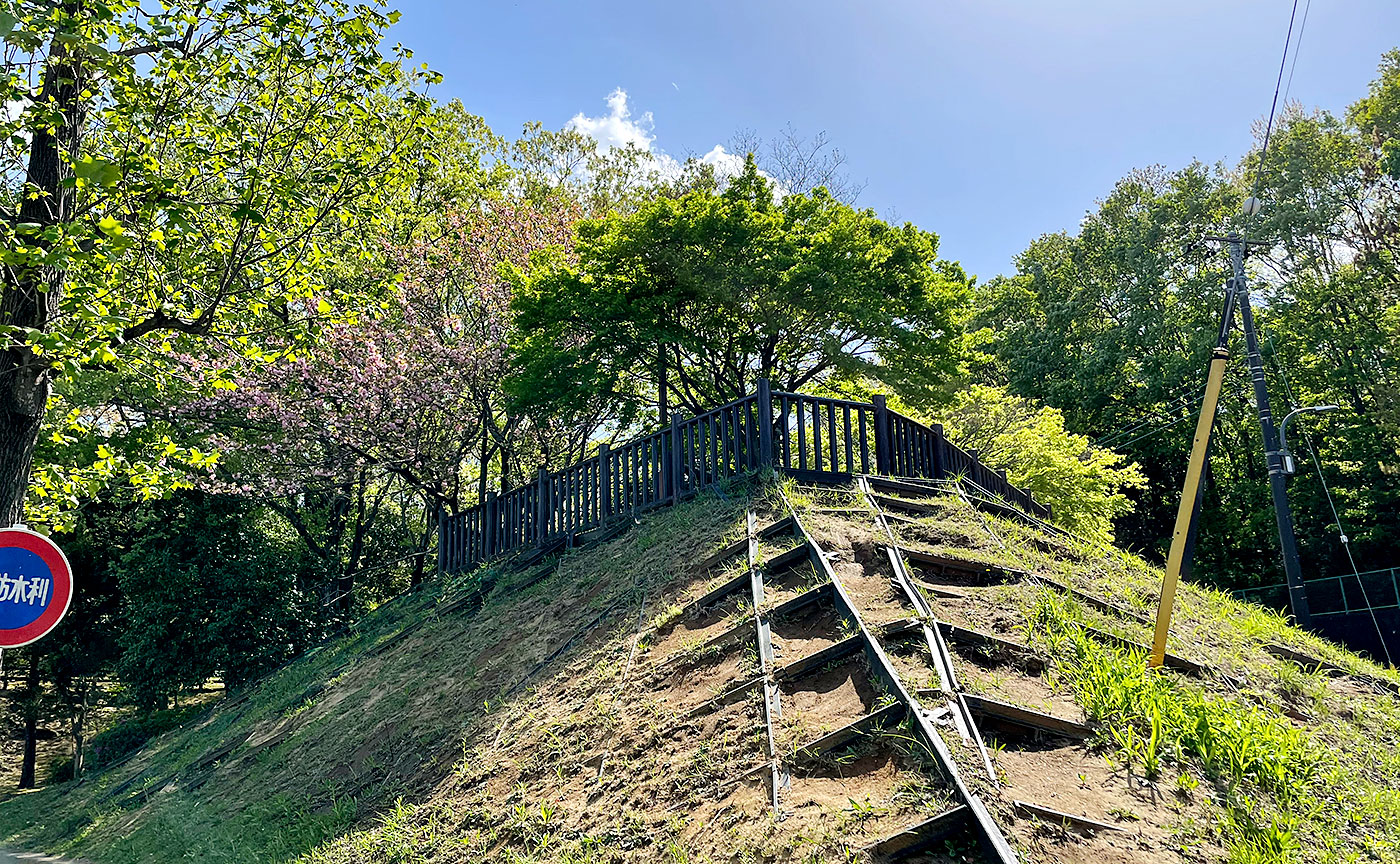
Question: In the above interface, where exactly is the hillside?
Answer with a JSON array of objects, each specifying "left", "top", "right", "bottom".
[{"left": 2, "top": 475, "right": 1397, "bottom": 864}]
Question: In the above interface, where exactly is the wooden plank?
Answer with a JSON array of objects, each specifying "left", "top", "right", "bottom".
[
  {"left": 696, "top": 537, "right": 746, "bottom": 572},
  {"left": 1013, "top": 800, "right": 1126, "bottom": 834},
  {"left": 687, "top": 675, "right": 763, "bottom": 718},
  {"left": 688, "top": 571, "right": 750, "bottom": 612},
  {"left": 780, "top": 395, "right": 792, "bottom": 468},
  {"left": 774, "top": 634, "right": 863, "bottom": 681},
  {"left": 843, "top": 405, "right": 854, "bottom": 474},
  {"left": 961, "top": 693, "right": 1091, "bottom": 739},
  {"left": 797, "top": 398, "right": 807, "bottom": 471},
  {"left": 936, "top": 621, "right": 1041, "bottom": 660},
  {"left": 765, "top": 583, "right": 831, "bottom": 619},
  {"left": 828, "top": 401, "right": 838, "bottom": 470},
  {"left": 863, "top": 806, "right": 971, "bottom": 859},
  {"left": 911, "top": 578, "right": 969, "bottom": 600},
  {"left": 1031, "top": 574, "right": 1153, "bottom": 626},
  {"left": 791, "top": 702, "right": 906, "bottom": 762},
  {"left": 757, "top": 515, "right": 797, "bottom": 540},
  {"left": 858, "top": 409, "right": 870, "bottom": 474},
  {"left": 762, "top": 541, "right": 811, "bottom": 574},
  {"left": 1081, "top": 625, "right": 1209, "bottom": 677},
  {"left": 896, "top": 544, "right": 1025, "bottom": 582}
]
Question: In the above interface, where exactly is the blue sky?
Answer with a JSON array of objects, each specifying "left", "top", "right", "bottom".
[{"left": 386, "top": 1, "right": 1400, "bottom": 281}]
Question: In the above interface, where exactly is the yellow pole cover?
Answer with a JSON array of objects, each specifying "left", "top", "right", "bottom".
[{"left": 1151, "top": 350, "right": 1228, "bottom": 667}]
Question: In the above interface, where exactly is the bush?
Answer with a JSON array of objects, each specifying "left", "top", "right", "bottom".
[{"left": 933, "top": 385, "right": 1146, "bottom": 543}]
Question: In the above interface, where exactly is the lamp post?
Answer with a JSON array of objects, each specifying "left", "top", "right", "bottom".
[{"left": 1279, "top": 405, "right": 1338, "bottom": 476}]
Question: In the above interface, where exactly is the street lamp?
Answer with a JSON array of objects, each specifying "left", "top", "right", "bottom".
[{"left": 1279, "top": 405, "right": 1338, "bottom": 475}]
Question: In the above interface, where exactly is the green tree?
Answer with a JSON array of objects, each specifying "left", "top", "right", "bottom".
[
  {"left": 973, "top": 48, "right": 1400, "bottom": 589},
  {"left": 511, "top": 157, "right": 970, "bottom": 424},
  {"left": 932, "top": 385, "right": 1145, "bottom": 543},
  {"left": 0, "top": 0, "right": 435, "bottom": 528},
  {"left": 113, "top": 492, "right": 322, "bottom": 709}
]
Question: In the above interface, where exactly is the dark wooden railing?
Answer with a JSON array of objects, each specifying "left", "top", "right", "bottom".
[{"left": 439, "top": 380, "right": 1051, "bottom": 574}]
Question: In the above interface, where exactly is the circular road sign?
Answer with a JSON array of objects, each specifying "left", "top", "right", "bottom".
[{"left": 0, "top": 528, "right": 74, "bottom": 649}]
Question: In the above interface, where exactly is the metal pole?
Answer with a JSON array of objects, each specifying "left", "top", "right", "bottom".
[{"left": 1229, "top": 234, "right": 1312, "bottom": 628}]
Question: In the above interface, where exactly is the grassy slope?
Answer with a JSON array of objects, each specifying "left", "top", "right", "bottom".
[{"left": 0, "top": 477, "right": 1395, "bottom": 864}]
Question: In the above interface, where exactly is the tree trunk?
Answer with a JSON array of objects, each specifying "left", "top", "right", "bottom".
[
  {"left": 410, "top": 499, "right": 433, "bottom": 587},
  {"left": 0, "top": 40, "right": 84, "bottom": 524},
  {"left": 18, "top": 654, "right": 40, "bottom": 789},
  {"left": 71, "top": 679, "right": 86, "bottom": 780},
  {"left": 477, "top": 407, "right": 491, "bottom": 502},
  {"left": 340, "top": 473, "right": 367, "bottom": 615}
]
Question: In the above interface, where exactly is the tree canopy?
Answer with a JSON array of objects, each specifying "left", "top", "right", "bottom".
[{"left": 510, "top": 157, "right": 970, "bottom": 422}]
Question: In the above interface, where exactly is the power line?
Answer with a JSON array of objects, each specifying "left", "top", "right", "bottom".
[
  {"left": 1281, "top": 0, "right": 1313, "bottom": 110},
  {"left": 1249, "top": 0, "right": 1303, "bottom": 205},
  {"left": 1096, "top": 386, "right": 1207, "bottom": 448},
  {"left": 1097, "top": 387, "right": 1201, "bottom": 442},
  {"left": 1113, "top": 412, "right": 1194, "bottom": 451}
]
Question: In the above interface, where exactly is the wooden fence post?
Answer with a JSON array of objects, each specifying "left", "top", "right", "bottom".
[
  {"left": 669, "top": 414, "right": 682, "bottom": 503},
  {"left": 598, "top": 443, "right": 611, "bottom": 521},
  {"left": 536, "top": 468, "right": 550, "bottom": 546},
  {"left": 757, "top": 379, "right": 774, "bottom": 469},
  {"left": 872, "top": 394, "right": 890, "bottom": 475},
  {"left": 436, "top": 506, "right": 447, "bottom": 577},
  {"left": 484, "top": 491, "right": 499, "bottom": 559},
  {"left": 931, "top": 423, "right": 946, "bottom": 480}
]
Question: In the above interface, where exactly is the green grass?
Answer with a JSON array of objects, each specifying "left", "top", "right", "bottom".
[
  {"left": 1024, "top": 587, "right": 1400, "bottom": 864},
  {"left": 4, "top": 475, "right": 1398, "bottom": 864}
]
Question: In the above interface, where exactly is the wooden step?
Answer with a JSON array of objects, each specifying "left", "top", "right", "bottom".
[
  {"left": 1013, "top": 800, "right": 1126, "bottom": 834},
  {"left": 791, "top": 702, "right": 906, "bottom": 763},
  {"left": 862, "top": 805, "right": 971, "bottom": 859},
  {"left": 774, "top": 634, "right": 863, "bottom": 681},
  {"left": 962, "top": 693, "right": 1091, "bottom": 739}
]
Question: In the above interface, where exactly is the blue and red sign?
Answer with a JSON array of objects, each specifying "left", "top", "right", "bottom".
[{"left": 0, "top": 528, "right": 73, "bottom": 649}]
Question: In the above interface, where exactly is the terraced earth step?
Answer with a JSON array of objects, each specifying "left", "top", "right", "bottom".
[
  {"left": 693, "top": 516, "right": 798, "bottom": 571},
  {"left": 1012, "top": 800, "right": 1128, "bottom": 835},
  {"left": 1265, "top": 643, "right": 1400, "bottom": 695},
  {"left": 895, "top": 545, "right": 1027, "bottom": 583},
  {"left": 773, "top": 634, "right": 863, "bottom": 681},
  {"left": 1029, "top": 573, "right": 1154, "bottom": 626},
  {"left": 1081, "top": 625, "right": 1213, "bottom": 678},
  {"left": 790, "top": 702, "right": 907, "bottom": 764},
  {"left": 861, "top": 805, "right": 972, "bottom": 860},
  {"left": 960, "top": 693, "right": 1092, "bottom": 739}
]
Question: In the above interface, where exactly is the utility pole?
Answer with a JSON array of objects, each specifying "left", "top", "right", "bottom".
[
  {"left": 1152, "top": 230, "right": 1315, "bottom": 665},
  {"left": 1228, "top": 232, "right": 1312, "bottom": 628}
]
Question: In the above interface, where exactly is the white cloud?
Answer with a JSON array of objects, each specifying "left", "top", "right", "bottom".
[
  {"left": 567, "top": 88, "right": 659, "bottom": 154},
  {"left": 566, "top": 89, "right": 782, "bottom": 194},
  {"left": 696, "top": 144, "right": 746, "bottom": 180}
]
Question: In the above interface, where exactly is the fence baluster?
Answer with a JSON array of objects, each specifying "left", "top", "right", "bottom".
[
  {"left": 796, "top": 399, "right": 807, "bottom": 471},
  {"left": 842, "top": 405, "right": 853, "bottom": 474}
]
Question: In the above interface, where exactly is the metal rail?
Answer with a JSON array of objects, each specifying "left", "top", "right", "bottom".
[{"left": 777, "top": 485, "right": 1021, "bottom": 864}]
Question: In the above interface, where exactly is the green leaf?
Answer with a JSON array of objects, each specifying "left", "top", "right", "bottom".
[{"left": 74, "top": 156, "right": 122, "bottom": 187}]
